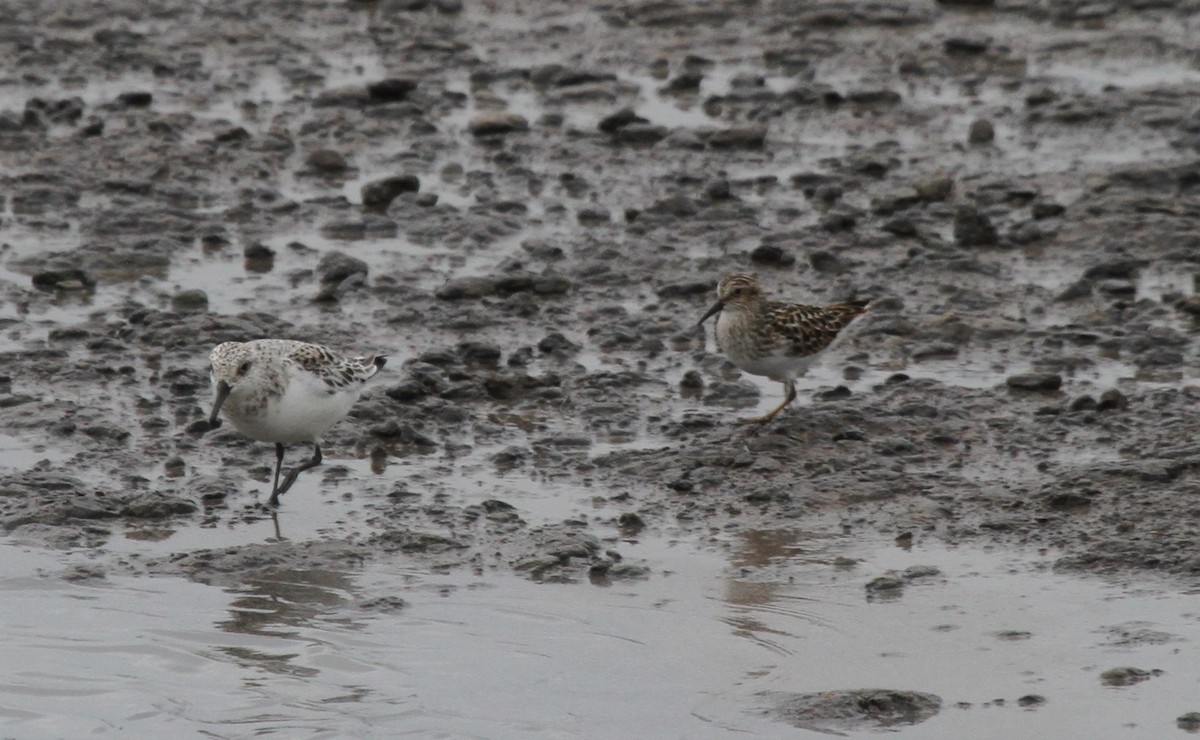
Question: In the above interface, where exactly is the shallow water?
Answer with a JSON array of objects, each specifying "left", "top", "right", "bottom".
[{"left": 2, "top": 529, "right": 1197, "bottom": 738}]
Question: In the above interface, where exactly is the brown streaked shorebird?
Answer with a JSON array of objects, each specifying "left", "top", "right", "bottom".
[{"left": 698, "top": 274, "right": 869, "bottom": 424}]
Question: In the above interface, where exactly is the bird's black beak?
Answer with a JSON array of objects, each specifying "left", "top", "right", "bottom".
[
  {"left": 208, "top": 380, "right": 231, "bottom": 429},
  {"left": 698, "top": 300, "right": 724, "bottom": 327}
]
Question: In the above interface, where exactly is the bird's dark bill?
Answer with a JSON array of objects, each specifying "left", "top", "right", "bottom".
[
  {"left": 208, "top": 380, "right": 231, "bottom": 427},
  {"left": 698, "top": 300, "right": 724, "bottom": 326}
]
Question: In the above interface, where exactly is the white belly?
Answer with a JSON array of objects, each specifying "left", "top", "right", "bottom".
[{"left": 224, "top": 375, "right": 360, "bottom": 444}]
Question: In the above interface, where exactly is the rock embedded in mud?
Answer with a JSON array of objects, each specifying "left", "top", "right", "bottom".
[
  {"left": 750, "top": 243, "right": 795, "bottom": 266},
  {"left": 117, "top": 91, "right": 153, "bottom": 108},
  {"left": 306, "top": 149, "right": 350, "bottom": 173},
  {"left": 170, "top": 289, "right": 209, "bottom": 313},
  {"left": 468, "top": 112, "right": 529, "bottom": 137},
  {"left": 361, "top": 175, "right": 420, "bottom": 208},
  {"left": 760, "top": 689, "right": 941, "bottom": 732},
  {"left": 598, "top": 107, "right": 648, "bottom": 133},
  {"left": 1031, "top": 200, "right": 1065, "bottom": 219},
  {"left": 23, "top": 96, "right": 85, "bottom": 126},
  {"left": 434, "top": 276, "right": 490, "bottom": 299},
  {"left": 538, "top": 331, "right": 580, "bottom": 355},
  {"left": 914, "top": 173, "right": 954, "bottom": 202},
  {"left": 1005, "top": 373, "right": 1062, "bottom": 391},
  {"left": 1097, "top": 388, "right": 1127, "bottom": 411},
  {"left": 31, "top": 268, "right": 95, "bottom": 291},
  {"left": 317, "top": 250, "right": 369, "bottom": 285},
  {"left": 656, "top": 280, "right": 710, "bottom": 298},
  {"left": 1100, "top": 667, "right": 1160, "bottom": 687},
  {"left": 1178, "top": 712, "right": 1200, "bottom": 732},
  {"left": 866, "top": 575, "right": 905, "bottom": 594},
  {"left": 122, "top": 493, "right": 198, "bottom": 519},
  {"left": 706, "top": 125, "right": 767, "bottom": 149},
  {"left": 953, "top": 205, "right": 999, "bottom": 247},
  {"left": 967, "top": 118, "right": 995, "bottom": 144},
  {"left": 313, "top": 85, "right": 371, "bottom": 108},
  {"left": 366, "top": 78, "right": 418, "bottom": 102}
]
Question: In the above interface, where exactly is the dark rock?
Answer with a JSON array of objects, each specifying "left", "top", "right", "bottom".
[
  {"left": 871, "top": 187, "right": 921, "bottom": 215},
  {"left": 1097, "top": 389, "right": 1127, "bottom": 411},
  {"left": 361, "top": 175, "right": 420, "bottom": 208},
  {"left": 313, "top": 85, "right": 371, "bottom": 108},
  {"left": 954, "top": 205, "right": 998, "bottom": 247},
  {"left": 750, "top": 243, "right": 795, "bottom": 266},
  {"left": 598, "top": 107, "right": 647, "bottom": 133},
  {"left": 539, "top": 332, "right": 580, "bottom": 354},
  {"left": 1044, "top": 491, "right": 1094, "bottom": 511},
  {"left": 469, "top": 112, "right": 529, "bottom": 136},
  {"left": 657, "top": 281, "right": 711, "bottom": 298},
  {"left": 317, "top": 251, "right": 369, "bottom": 285},
  {"left": 215, "top": 126, "right": 251, "bottom": 143},
  {"left": 1083, "top": 260, "right": 1140, "bottom": 281},
  {"left": 436, "top": 276, "right": 495, "bottom": 299},
  {"left": 460, "top": 341, "right": 502, "bottom": 364},
  {"left": 944, "top": 37, "right": 990, "bottom": 55},
  {"left": 967, "top": 118, "right": 995, "bottom": 144},
  {"left": 367, "top": 78, "right": 418, "bottom": 102},
  {"left": 578, "top": 208, "right": 611, "bottom": 224},
  {"left": 1006, "top": 373, "right": 1062, "bottom": 391},
  {"left": 662, "top": 72, "right": 704, "bottom": 93},
  {"left": 1017, "top": 695, "right": 1046, "bottom": 708},
  {"left": 706, "top": 125, "right": 767, "bottom": 149},
  {"left": 244, "top": 242, "right": 275, "bottom": 261},
  {"left": 122, "top": 493, "right": 198, "bottom": 518},
  {"left": 23, "top": 97, "right": 85, "bottom": 126},
  {"left": 1100, "top": 667, "right": 1159, "bottom": 687},
  {"left": 306, "top": 149, "right": 349, "bottom": 173},
  {"left": 646, "top": 194, "right": 700, "bottom": 218},
  {"left": 117, "top": 91, "right": 153, "bottom": 108},
  {"left": 1178, "top": 713, "right": 1200, "bottom": 732},
  {"left": 704, "top": 178, "right": 732, "bottom": 200},
  {"left": 866, "top": 575, "right": 905, "bottom": 593},
  {"left": 32, "top": 269, "right": 95, "bottom": 291},
  {"left": 810, "top": 250, "right": 844, "bottom": 273},
  {"left": 761, "top": 689, "right": 941, "bottom": 732},
  {"left": 1056, "top": 279, "right": 1092, "bottom": 301},
  {"left": 1031, "top": 201, "right": 1065, "bottom": 219},
  {"left": 820, "top": 209, "right": 858, "bottom": 232},
  {"left": 170, "top": 289, "right": 208, "bottom": 313},
  {"left": 914, "top": 173, "right": 954, "bottom": 202}
]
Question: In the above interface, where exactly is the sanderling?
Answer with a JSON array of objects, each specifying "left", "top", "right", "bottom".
[
  {"left": 698, "top": 273, "right": 869, "bottom": 423},
  {"left": 208, "top": 339, "right": 386, "bottom": 506}
]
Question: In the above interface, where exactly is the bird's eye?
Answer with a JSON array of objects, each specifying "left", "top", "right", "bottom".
[
  {"left": 732, "top": 287, "right": 742, "bottom": 295},
  {"left": 237, "top": 361, "right": 252, "bottom": 375}
]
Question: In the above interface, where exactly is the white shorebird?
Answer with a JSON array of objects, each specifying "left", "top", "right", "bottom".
[{"left": 207, "top": 339, "right": 386, "bottom": 506}]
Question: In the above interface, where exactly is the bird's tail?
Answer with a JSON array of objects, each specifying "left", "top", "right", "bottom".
[{"left": 828, "top": 298, "right": 871, "bottom": 323}]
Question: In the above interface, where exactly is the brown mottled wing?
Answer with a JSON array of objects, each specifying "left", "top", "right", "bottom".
[
  {"left": 287, "top": 343, "right": 384, "bottom": 391},
  {"left": 763, "top": 299, "right": 869, "bottom": 357}
]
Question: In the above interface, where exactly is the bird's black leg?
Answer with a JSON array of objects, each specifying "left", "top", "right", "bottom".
[
  {"left": 269, "top": 443, "right": 323, "bottom": 506},
  {"left": 266, "top": 443, "right": 286, "bottom": 505}
]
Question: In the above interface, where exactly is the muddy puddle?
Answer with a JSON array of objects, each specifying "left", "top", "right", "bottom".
[{"left": 3, "top": 533, "right": 1197, "bottom": 737}]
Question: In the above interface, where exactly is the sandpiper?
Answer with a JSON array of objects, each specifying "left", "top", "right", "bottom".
[
  {"left": 208, "top": 339, "right": 386, "bottom": 506},
  {"left": 698, "top": 274, "right": 868, "bottom": 423}
]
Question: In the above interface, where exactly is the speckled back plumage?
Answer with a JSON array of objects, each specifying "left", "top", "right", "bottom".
[
  {"left": 710, "top": 273, "right": 869, "bottom": 378},
  {"left": 209, "top": 339, "right": 386, "bottom": 443},
  {"left": 748, "top": 299, "right": 870, "bottom": 358},
  {"left": 211, "top": 339, "right": 385, "bottom": 395}
]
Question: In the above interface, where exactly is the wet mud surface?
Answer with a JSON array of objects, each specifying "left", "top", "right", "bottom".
[{"left": 3, "top": 0, "right": 1200, "bottom": 735}]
